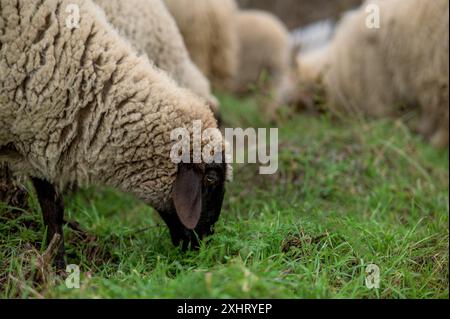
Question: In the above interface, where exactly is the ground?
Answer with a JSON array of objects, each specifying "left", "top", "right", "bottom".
[{"left": 0, "top": 94, "right": 448, "bottom": 298}]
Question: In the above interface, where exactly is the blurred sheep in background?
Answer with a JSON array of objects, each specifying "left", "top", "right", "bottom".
[
  {"left": 164, "top": 0, "right": 240, "bottom": 91},
  {"left": 232, "top": 10, "right": 298, "bottom": 119},
  {"left": 296, "top": 0, "right": 449, "bottom": 148}
]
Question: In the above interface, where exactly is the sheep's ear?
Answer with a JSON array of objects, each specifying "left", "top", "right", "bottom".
[{"left": 172, "top": 164, "right": 202, "bottom": 230}]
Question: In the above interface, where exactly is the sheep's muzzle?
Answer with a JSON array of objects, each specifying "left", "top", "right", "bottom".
[{"left": 158, "top": 162, "right": 226, "bottom": 250}]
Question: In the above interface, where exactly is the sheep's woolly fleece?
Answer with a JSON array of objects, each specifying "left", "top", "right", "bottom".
[
  {"left": 164, "top": 0, "right": 239, "bottom": 90},
  {"left": 233, "top": 10, "right": 295, "bottom": 106},
  {"left": 298, "top": 0, "right": 449, "bottom": 147},
  {"left": 93, "top": 0, "right": 217, "bottom": 110},
  {"left": 0, "top": 0, "right": 229, "bottom": 212}
]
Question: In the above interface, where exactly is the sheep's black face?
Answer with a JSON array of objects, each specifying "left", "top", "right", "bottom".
[{"left": 159, "top": 163, "right": 226, "bottom": 250}]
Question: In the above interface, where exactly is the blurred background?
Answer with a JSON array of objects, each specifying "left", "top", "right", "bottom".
[{"left": 237, "top": 0, "right": 362, "bottom": 29}]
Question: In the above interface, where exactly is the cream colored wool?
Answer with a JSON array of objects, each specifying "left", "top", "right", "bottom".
[
  {"left": 296, "top": 45, "right": 330, "bottom": 90},
  {"left": 233, "top": 9, "right": 297, "bottom": 116},
  {"left": 93, "top": 0, "right": 218, "bottom": 112},
  {"left": 0, "top": 0, "right": 227, "bottom": 213},
  {"left": 298, "top": 0, "right": 449, "bottom": 147},
  {"left": 164, "top": 0, "right": 239, "bottom": 90},
  {"left": 233, "top": 10, "right": 291, "bottom": 94}
]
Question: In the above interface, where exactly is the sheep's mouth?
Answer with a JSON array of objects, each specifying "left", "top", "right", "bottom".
[
  {"left": 172, "top": 227, "right": 211, "bottom": 251},
  {"left": 158, "top": 210, "right": 216, "bottom": 250}
]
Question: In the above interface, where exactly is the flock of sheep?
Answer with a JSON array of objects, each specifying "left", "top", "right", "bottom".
[
  {"left": 0, "top": 0, "right": 448, "bottom": 269},
  {"left": 297, "top": 0, "right": 449, "bottom": 148}
]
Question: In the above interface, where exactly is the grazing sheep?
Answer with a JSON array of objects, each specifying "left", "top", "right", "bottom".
[
  {"left": 295, "top": 44, "right": 330, "bottom": 112},
  {"left": 163, "top": 0, "right": 239, "bottom": 90},
  {"left": 93, "top": 0, "right": 220, "bottom": 115},
  {"left": 0, "top": 0, "right": 231, "bottom": 269},
  {"left": 297, "top": 0, "right": 449, "bottom": 147},
  {"left": 233, "top": 10, "right": 297, "bottom": 117}
]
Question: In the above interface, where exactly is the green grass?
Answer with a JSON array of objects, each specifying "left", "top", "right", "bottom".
[{"left": 1, "top": 94, "right": 448, "bottom": 298}]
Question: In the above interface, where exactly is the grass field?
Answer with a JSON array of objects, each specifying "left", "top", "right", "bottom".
[{"left": 0, "top": 94, "right": 448, "bottom": 298}]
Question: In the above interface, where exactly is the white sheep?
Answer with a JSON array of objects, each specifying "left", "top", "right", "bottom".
[
  {"left": 163, "top": 0, "right": 239, "bottom": 90},
  {"left": 297, "top": 0, "right": 449, "bottom": 147},
  {"left": 0, "top": 0, "right": 231, "bottom": 268},
  {"left": 233, "top": 9, "right": 298, "bottom": 118},
  {"left": 93, "top": 0, "right": 219, "bottom": 116}
]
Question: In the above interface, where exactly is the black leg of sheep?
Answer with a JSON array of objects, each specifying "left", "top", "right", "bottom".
[{"left": 31, "top": 178, "right": 66, "bottom": 271}]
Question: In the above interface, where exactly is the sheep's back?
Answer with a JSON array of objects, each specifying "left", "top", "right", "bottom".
[{"left": 93, "top": 0, "right": 213, "bottom": 102}]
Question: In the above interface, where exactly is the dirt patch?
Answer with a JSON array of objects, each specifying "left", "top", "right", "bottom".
[{"left": 281, "top": 230, "right": 329, "bottom": 253}]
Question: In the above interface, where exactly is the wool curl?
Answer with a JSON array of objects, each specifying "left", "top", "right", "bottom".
[
  {"left": 93, "top": 0, "right": 219, "bottom": 113},
  {"left": 0, "top": 0, "right": 230, "bottom": 213}
]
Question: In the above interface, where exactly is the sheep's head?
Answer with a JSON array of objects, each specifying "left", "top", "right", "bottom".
[{"left": 158, "top": 161, "right": 229, "bottom": 250}]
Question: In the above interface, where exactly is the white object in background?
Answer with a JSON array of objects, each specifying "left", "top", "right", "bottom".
[{"left": 290, "top": 19, "right": 335, "bottom": 55}]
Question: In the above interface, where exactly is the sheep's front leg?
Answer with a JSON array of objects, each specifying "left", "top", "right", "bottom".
[{"left": 31, "top": 178, "right": 66, "bottom": 270}]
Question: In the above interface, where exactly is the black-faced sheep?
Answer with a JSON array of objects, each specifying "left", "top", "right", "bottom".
[
  {"left": 163, "top": 0, "right": 239, "bottom": 91},
  {"left": 0, "top": 0, "right": 231, "bottom": 269},
  {"left": 297, "top": 0, "right": 449, "bottom": 147}
]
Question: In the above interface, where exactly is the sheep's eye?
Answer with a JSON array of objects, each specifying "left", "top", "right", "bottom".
[{"left": 204, "top": 173, "right": 218, "bottom": 185}]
